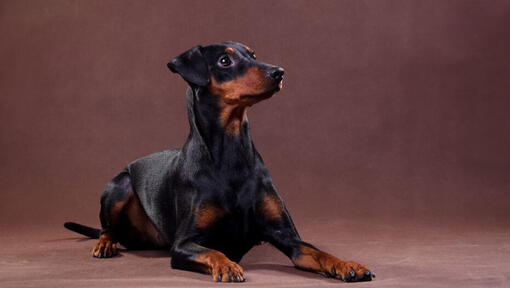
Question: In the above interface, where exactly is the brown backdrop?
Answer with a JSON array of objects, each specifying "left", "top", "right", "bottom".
[{"left": 1, "top": 0, "right": 510, "bottom": 230}]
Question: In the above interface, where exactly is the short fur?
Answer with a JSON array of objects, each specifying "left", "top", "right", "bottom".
[{"left": 65, "top": 41, "right": 374, "bottom": 283}]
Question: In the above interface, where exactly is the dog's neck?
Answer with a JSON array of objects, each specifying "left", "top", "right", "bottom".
[{"left": 183, "top": 87, "right": 255, "bottom": 169}]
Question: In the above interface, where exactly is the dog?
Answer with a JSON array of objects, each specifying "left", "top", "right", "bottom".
[{"left": 64, "top": 41, "right": 374, "bottom": 283}]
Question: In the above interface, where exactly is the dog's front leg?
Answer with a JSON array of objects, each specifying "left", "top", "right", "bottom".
[
  {"left": 171, "top": 240, "right": 245, "bottom": 282},
  {"left": 288, "top": 240, "right": 374, "bottom": 282},
  {"left": 256, "top": 191, "right": 375, "bottom": 282}
]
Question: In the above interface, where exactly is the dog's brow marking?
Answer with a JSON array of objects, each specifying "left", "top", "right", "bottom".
[
  {"left": 195, "top": 204, "right": 225, "bottom": 229},
  {"left": 225, "top": 47, "right": 235, "bottom": 54},
  {"left": 245, "top": 46, "right": 253, "bottom": 53},
  {"left": 259, "top": 193, "right": 283, "bottom": 221}
]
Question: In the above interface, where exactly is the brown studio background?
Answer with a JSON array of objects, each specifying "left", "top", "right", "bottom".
[{"left": 1, "top": 0, "right": 510, "bottom": 231}]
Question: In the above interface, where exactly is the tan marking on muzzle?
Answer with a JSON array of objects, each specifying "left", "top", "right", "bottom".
[
  {"left": 208, "top": 67, "right": 269, "bottom": 105},
  {"left": 208, "top": 67, "right": 276, "bottom": 135}
]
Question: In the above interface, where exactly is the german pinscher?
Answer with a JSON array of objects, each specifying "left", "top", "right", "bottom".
[{"left": 64, "top": 41, "right": 374, "bottom": 283}]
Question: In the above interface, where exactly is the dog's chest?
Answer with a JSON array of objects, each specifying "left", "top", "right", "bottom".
[
  {"left": 195, "top": 184, "right": 262, "bottom": 253},
  {"left": 201, "top": 205, "right": 260, "bottom": 259},
  {"left": 194, "top": 167, "right": 264, "bottom": 257}
]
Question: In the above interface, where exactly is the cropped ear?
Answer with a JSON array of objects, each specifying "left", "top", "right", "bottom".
[{"left": 167, "top": 46, "right": 210, "bottom": 87}]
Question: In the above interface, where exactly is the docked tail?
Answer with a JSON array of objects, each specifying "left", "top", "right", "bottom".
[{"left": 64, "top": 222, "right": 101, "bottom": 239}]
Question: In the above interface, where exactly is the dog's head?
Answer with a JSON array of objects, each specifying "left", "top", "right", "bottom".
[{"left": 168, "top": 42, "right": 284, "bottom": 107}]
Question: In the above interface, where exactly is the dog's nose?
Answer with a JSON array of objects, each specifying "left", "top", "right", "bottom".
[{"left": 268, "top": 67, "right": 284, "bottom": 80}]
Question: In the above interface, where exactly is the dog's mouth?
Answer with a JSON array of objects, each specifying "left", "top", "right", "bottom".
[{"left": 240, "top": 80, "right": 283, "bottom": 101}]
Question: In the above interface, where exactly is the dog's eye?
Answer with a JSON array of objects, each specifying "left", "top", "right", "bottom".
[
  {"left": 218, "top": 55, "right": 233, "bottom": 67},
  {"left": 251, "top": 53, "right": 256, "bottom": 60}
]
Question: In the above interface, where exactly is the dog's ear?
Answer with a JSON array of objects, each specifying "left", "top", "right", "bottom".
[{"left": 167, "top": 46, "right": 210, "bottom": 87}]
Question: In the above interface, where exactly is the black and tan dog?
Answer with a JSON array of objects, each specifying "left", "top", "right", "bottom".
[{"left": 65, "top": 41, "right": 374, "bottom": 283}]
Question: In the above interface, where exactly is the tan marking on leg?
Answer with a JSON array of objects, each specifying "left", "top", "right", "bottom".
[
  {"left": 195, "top": 250, "right": 245, "bottom": 282},
  {"left": 110, "top": 195, "right": 130, "bottom": 226},
  {"left": 294, "top": 245, "right": 373, "bottom": 281},
  {"left": 195, "top": 204, "right": 225, "bottom": 229},
  {"left": 94, "top": 188, "right": 165, "bottom": 254},
  {"left": 293, "top": 245, "right": 336, "bottom": 272},
  {"left": 92, "top": 232, "right": 118, "bottom": 258},
  {"left": 123, "top": 192, "right": 166, "bottom": 246},
  {"left": 92, "top": 191, "right": 132, "bottom": 257},
  {"left": 258, "top": 193, "right": 283, "bottom": 221}
]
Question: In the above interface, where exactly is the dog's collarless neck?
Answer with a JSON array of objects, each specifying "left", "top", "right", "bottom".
[{"left": 183, "top": 87, "right": 255, "bottom": 167}]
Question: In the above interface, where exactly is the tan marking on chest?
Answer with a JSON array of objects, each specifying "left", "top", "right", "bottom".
[
  {"left": 195, "top": 204, "right": 225, "bottom": 229},
  {"left": 259, "top": 193, "right": 283, "bottom": 221},
  {"left": 218, "top": 104, "right": 247, "bottom": 135}
]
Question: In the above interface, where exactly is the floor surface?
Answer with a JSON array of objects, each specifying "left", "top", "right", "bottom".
[{"left": 1, "top": 220, "right": 509, "bottom": 287}]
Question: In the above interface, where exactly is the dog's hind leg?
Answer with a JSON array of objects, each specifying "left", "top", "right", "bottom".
[{"left": 92, "top": 171, "right": 133, "bottom": 258}]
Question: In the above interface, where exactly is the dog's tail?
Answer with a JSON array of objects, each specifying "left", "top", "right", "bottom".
[{"left": 64, "top": 222, "right": 101, "bottom": 239}]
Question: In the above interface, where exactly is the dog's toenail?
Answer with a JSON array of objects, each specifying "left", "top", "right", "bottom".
[{"left": 349, "top": 270, "right": 355, "bottom": 278}]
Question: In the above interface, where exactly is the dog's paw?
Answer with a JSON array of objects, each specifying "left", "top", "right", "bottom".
[
  {"left": 92, "top": 234, "right": 118, "bottom": 258},
  {"left": 211, "top": 260, "right": 245, "bottom": 283},
  {"left": 326, "top": 260, "right": 375, "bottom": 282}
]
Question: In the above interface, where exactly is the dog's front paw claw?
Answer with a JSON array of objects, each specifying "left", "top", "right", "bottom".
[
  {"left": 212, "top": 260, "right": 245, "bottom": 283},
  {"left": 327, "top": 260, "right": 374, "bottom": 282}
]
